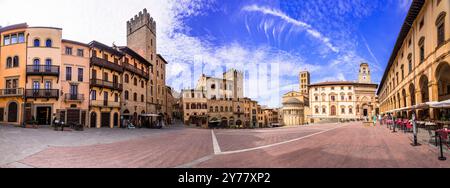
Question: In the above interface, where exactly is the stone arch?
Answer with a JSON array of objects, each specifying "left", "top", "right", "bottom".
[
  {"left": 435, "top": 61, "right": 450, "bottom": 101},
  {"left": 409, "top": 83, "right": 416, "bottom": 106},
  {"left": 419, "top": 74, "right": 429, "bottom": 103}
]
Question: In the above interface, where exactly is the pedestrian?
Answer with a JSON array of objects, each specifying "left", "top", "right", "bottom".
[{"left": 372, "top": 114, "right": 377, "bottom": 126}]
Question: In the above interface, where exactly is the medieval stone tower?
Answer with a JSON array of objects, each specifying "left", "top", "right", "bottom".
[
  {"left": 299, "top": 71, "right": 310, "bottom": 96},
  {"left": 126, "top": 8, "right": 158, "bottom": 113},
  {"left": 223, "top": 69, "right": 244, "bottom": 99},
  {"left": 358, "top": 62, "right": 371, "bottom": 83}
]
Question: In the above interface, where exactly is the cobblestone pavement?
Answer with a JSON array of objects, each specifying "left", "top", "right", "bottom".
[{"left": 2, "top": 122, "right": 450, "bottom": 168}]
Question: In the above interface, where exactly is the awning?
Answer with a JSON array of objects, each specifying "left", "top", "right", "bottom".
[
  {"left": 139, "top": 114, "right": 160, "bottom": 117},
  {"left": 429, "top": 99, "right": 450, "bottom": 108}
]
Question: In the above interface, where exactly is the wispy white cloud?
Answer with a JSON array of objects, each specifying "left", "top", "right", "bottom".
[{"left": 242, "top": 5, "right": 339, "bottom": 53}]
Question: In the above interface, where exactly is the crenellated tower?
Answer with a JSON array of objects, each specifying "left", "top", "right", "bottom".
[
  {"left": 126, "top": 8, "right": 158, "bottom": 113},
  {"left": 126, "top": 8, "right": 156, "bottom": 64}
]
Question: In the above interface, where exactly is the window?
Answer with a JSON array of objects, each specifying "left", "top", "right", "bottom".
[
  {"left": 12, "top": 56, "right": 19, "bottom": 67},
  {"left": 419, "top": 37, "right": 425, "bottom": 63},
  {"left": 103, "top": 54, "right": 108, "bottom": 60},
  {"left": 315, "top": 96, "right": 318, "bottom": 101},
  {"left": 134, "top": 93, "right": 137, "bottom": 101},
  {"left": 124, "top": 74, "right": 129, "bottom": 83},
  {"left": 77, "top": 49, "right": 84, "bottom": 57},
  {"left": 141, "top": 95, "right": 144, "bottom": 102},
  {"left": 322, "top": 107, "right": 326, "bottom": 114},
  {"left": 115, "top": 93, "right": 119, "bottom": 102},
  {"left": 3, "top": 35, "right": 10, "bottom": 45},
  {"left": 331, "top": 96, "right": 335, "bottom": 102},
  {"left": 124, "top": 91, "right": 129, "bottom": 100},
  {"left": 134, "top": 78, "right": 137, "bottom": 86},
  {"left": 18, "top": 33, "right": 24, "bottom": 43},
  {"left": 408, "top": 54, "right": 413, "bottom": 74},
  {"left": 315, "top": 107, "right": 319, "bottom": 114},
  {"left": 91, "top": 90, "right": 96, "bottom": 100},
  {"left": 33, "top": 39, "right": 40, "bottom": 47},
  {"left": 65, "top": 47, "right": 72, "bottom": 55},
  {"left": 33, "top": 81, "right": 40, "bottom": 90},
  {"left": 6, "top": 57, "right": 12, "bottom": 68},
  {"left": 45, "top": 39, "right": 52, "bottom": 47},
  {"left": 341, "top": 95, "right": 344, "bottom": 101},
  {"left": 92, "top": 50, "right": 97, "bottom": 57},
  {"left": 349, "top": 107, "right": 353, "bottom": 114},
  {"left": 11, "top": 34, "right": 17, "bottom": 44},
  {"left": 44, "top": 81, "right": 51, "bottom": 89},
  {"left": 341, "top": 107, "right": 345, "bottom": 114},
  {"left": 66, "top": 67, "right": 72, "bottom": 81},
  {"left": 419, "top": 18, "right": 424, "bottom": 30},
  {"left": 141, "top": 81, "right": 144, "bottom": 88},
  {"left": 331, "top": 87, "right": 334, "bottom": 90},
  {"left": 78, "top": 68, "right": 83, "bottom": 82},
  {"left": 436, "top": 12, "right": 446, "bottom": 47}
]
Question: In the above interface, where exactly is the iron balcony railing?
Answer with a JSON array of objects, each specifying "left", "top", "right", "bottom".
[
  {"left": 90, "top": 100, "right": 120, "bottom": 108},
  {"left": 90, "top": 79, "right": 123, "bottom": 91},
  {"left": 123, "top": 63, "right": 149, "bottom": 79},
  {"left": 0, "top": 88, "right": 24, "bottom": 97},
  {"left": 26, "top": 65, "right": 60, "bottom": 76},
  {"left": 90, "top": 57, "right": 123, "bottom": 73},
  {"left": 64, "top": 94, "right": 85, "bottom": 101},
  {"left": 25, "top": 89, "right": 59, "bottom": 99}
]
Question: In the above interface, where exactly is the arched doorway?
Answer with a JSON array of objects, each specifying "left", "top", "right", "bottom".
[
  {"left": 362, "top": 104, "right": 369, "bottom": 117},
  {"left": 330, "top": 105, "right": 336, "bottom": 116},
  {"left": 90, "top": 112, "right": 97, "bottom": 128},
  {"left": 114, "top": 113, "right": 119, "bottom": 127},
  {"left": 7, "top": 102, "right": 18, "bottom": 122},
  {"left": 220, "top": 117, "right": 228, "bottom": 128},
  {"left": 419, "top": 75, "right": 430, "bottom": 103},
  {"left": 236, "top": 120, "right": 242, "bottom": 127}
]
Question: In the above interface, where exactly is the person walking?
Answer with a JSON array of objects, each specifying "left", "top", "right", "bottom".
[{"left": 372, "top": 114, "right": 377, "bottom": 126}]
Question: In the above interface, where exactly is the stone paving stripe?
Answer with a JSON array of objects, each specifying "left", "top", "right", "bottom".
[
  {"left": 211, "top": 130, "right": 221, "bottom": 154},
  {"left": 176, "top": 155, "right": 215, "bottom": 168},
  {"left": 219, "top": 124, "right": 350, "bottom": 155}
]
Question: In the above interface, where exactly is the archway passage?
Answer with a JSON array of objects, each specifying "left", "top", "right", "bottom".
[
  {"left": 436, "top": 62, "right": 450, "bottom": 101},
  {"left": 409, "top": 84, "right": 416, "bottom": 106},
  {"left": 220, "top": 117, "right": 228, "bottom": 128},
  {"left": 90, "top": 112, "right": 97, "bottom": 128},
  {"left": 419, "top": 75, "right": 430, "bottom": 103}
]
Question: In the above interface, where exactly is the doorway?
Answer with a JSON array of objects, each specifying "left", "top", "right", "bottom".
[
  {"left": 90, "top": 112, "right": 97, "bottom": 128},
  {"left": 101, "top": 112, "right": 111, "bottom": 128},
  {"left": 36, "top": 106, "right": 51, "bottom": 125},
  {"left": 7, "top": 102, "right": 18, "bottom": 122},
  {"left": 363, "top": 109, "right": 368, "bottom": 117}
]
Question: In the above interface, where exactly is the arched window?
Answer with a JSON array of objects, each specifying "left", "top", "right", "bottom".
[
  {"left": 45, "top": 59, "right": 51, "bottom": 71},
  {"left": 141, "top": 94, "right": 144, "bottom": 102},
  {"left": 141, "top": 81, "right": 144, "bottom": 88},
  {"left": 349, "top": 106, "right": 353, "bottom": 114},
  {"left": 418, "top": 37, "right": 425, "bottom": 63},
  {"left": 34, "top": 39, "right": 40, "bottom": 47},
  {"left": 191, "top": 103, "right": 196, "bottom": 109},
  {"left": 315, "top": 106, "right": 319, "bottom": 114},
  {"left": 203, "top": 104, "right": 207, "bottom": 109},
  {"left": 197, "top": 103, "right": 201, "bottom": 109},
  {"left": 322, "top": 106, "right": 326, "bottom": 114},
  {"left": 124, "top": 74, "right": 129, "bottom": 83},
  {"left": 215, "top": 106, "right": 219, "bottom": 112},
  {"left": 225, "top": 106, "right": 229, "bottom": 112},
  {"left": 133, "top": 93, "right": 137, "bottom": 101},
  {"left": 436, "top": 12, "right": 446, "bottom": 47},
  {"left": 220, "top": 106, "right": 224, "bottom": 112},
  {"left": 210, "top": 106, "right": 213, "bottom": 112},
  {"left": 46, "top": 39, "right": 52, "bottom": 47},
  {"left": 134, "top": 78, "right": 137, "bottom": 86},
  {"left": 124, "top": 90, "right": 129, "bottom": 100},
  {"left": 6, "top": 57, "right": 12, "bottom": 68}
]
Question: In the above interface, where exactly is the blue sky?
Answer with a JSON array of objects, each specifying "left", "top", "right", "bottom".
[{"left": 0, "top": 0, "right": 413, "bottom": 107}]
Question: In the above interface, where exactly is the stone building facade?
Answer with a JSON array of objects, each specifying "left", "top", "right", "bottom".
[{"left": 378, "top": 0, "right": 450, "bottom": 120}]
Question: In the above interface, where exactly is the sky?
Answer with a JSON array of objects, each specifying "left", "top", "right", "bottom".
[{"left": 0, "top": 0, "right": 412, "bottom": 108}]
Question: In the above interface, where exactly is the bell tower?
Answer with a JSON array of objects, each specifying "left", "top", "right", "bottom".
[{"left": 358, "top": 63, "right": 371, "bottom": 83}]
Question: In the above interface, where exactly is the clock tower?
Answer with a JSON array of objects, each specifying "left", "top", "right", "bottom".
[{"left": 358, "top": 63, "right": 371, "bottom": 83}]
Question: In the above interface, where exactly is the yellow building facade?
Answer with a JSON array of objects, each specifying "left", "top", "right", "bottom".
[
  {"left": 88, "top": 41, "right": 123, "bottom": 128},
  {"left": 378, "top": 0, "right": 450, "bottom": 120}
]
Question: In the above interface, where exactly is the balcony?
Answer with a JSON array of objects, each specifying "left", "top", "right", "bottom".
[
  {"left": 90, "top": 79, "right": 123, "bottom": 91},
  {"left": 25, "top": 89, "right": 59, "bottom": 99},
  {"left": 90, "top": 100, "right": 120, "bottom": 108},
  {"left": 0, "top": 88, "right": 24, "bottom": 98},
  {"left": 123, "top": 63, "right": 149, "bottom": 79},
  {"left": 26, "top": 65, "right": 60, "bottom": 76},
  {"left": 64, "top": 94, "right": 85, "bottom": 102},
  {"left": 90, "top": 57, "right": 123, "bottom": 73}
]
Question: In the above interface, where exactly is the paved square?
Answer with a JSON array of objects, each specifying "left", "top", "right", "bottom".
[{"left": 1, "top": 122, "right": 449, "bottom": 168}]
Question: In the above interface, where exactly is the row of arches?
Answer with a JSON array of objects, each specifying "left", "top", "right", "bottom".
[{"left": 381, "top": 62, "right": 450, "bottom": 111}]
